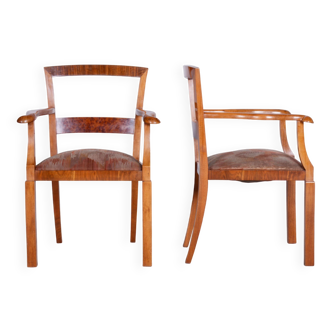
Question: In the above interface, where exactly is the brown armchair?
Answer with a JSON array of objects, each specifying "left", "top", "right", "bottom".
[
  {"left": 183, "top": 65, "right": 314, "bottom": 266},
  {"left": 17, "top": 65, "right": 160, "bottom": 267}
]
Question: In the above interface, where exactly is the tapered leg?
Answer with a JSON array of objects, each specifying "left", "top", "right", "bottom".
[
  {"left": 52, "top": 181, "right": 62, "bottom": 243},
  {"left": 304, "top": 181, "right": 315, "bottom": 266},
  {"left": 185, "top": 178, "right": 208, "bottom": 264},
  {"left": 183, "top": 164, "right": 199, "bottom": 247},
  {"left": 26, "top": 181, "right": 37, "bottom": 267},
  {"left": 286, "top": 181, "right": 296, "bottom": 244},
  {"left": 130, "top": 181, "right": 139, "bottom": 243},
  {"left": 142, "top": 181, "right": 152, "bottom": 266}
]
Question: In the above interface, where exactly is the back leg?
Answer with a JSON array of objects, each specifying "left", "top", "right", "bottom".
[
  {"left": 183, "top": 163, "right": 199, "bottom": 247},
  {"left": 286, "top": 181, "right": 296, "bottom": 244},
  {"left": 130, "top": 181, "right": 139, "bottom": 243},
  {"left": 52, "top": 181, "right": 62, "bottom": 243},
  {"left": 185, "top": 177, "right": 208, "bottom": 264}
]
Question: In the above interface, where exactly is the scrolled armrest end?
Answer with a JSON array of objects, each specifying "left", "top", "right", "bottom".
[
  {"left": 144, "top": 116, "right": 160, "bottom": 124},
  {"left": 302, "top": 116, "right": 314, "bottom": 124},
  {"left": 17, "top": 115, "right": 35, "bottom": 124}
]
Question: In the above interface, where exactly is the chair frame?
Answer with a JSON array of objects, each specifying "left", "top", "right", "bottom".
[
  {"left": 183, "top": 65, "right": 315, "bottom": 266},
  {"left": 17, "top": 65, "right": 160, "bottom": 267}
]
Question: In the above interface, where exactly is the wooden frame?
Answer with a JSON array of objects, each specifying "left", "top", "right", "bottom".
[
  {"left": 183, "top": 65, "right": 315, "bottom": 266},
  {"left": 17, "top": 65, "right": 160, "bottom": 267}
]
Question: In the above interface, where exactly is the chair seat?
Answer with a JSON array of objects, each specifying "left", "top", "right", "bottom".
[
  {"left": 36, "top": 149, "right": 142, "bottom": 171},
  {"left": 208, "top": 149, "right": 304, "bottom": 171}
]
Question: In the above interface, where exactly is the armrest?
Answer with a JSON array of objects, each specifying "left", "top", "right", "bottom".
[
  {"left": 136, "top": 109, "right": 160, "bottom": 124},
  {"left": 17, "top": 107, "right": 55, "bottom": 124},
  {"left": 205, "top": 109, "right": 291, "bottom": 114},
  {"left": 203, "top": 111, "right": 314, "bottom": 123}
]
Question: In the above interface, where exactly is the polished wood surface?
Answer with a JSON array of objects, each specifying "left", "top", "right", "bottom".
[
  {"left": 56, "top": 117, "right": 135, "bottom": 134},
  {"left": 25, "top": 181, "right": 37, "bottom": 267},
  {"left": 18, "top": 65, "right": 160, "bottom": 267},
  {"left": 45, "top": 65, "right": 147, "bottom": 77},
  {"left": 183, "top": 65, "right": 315, "bottom": 266},
  {"left": 204, "top": 111, "right": 313, "bottom": 123},
  {"left": 17, "top": 107, "right": 55, "bottom": 124},
  {"left": 136, "top": 109, "right": 161, "bottom": 124},
  {"left": 280, "top": 120, "right": 295, "bottom": 157}
]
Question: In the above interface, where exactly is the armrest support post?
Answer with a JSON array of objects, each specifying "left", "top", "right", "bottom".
[
  {"left": 297, "top": 121, "right": 314, "bottom": 181},
  {"left": 142, "top": 123, "right": 151, "bottom": 181},
  {"left": 26, "top": 121, "right": 37, "bottom": 166},
  {"left": 279, "top": 120, "right": 295, "bottom": 157}
]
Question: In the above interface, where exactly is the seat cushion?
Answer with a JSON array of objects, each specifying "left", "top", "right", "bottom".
[
  {"left": 208, "top": 149, "right": 304, "bottom": 171},
  {"left": 36, "top": 149, "right": 142, "bottom": 171}
]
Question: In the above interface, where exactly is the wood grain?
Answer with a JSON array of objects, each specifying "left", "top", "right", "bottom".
[
  {"left": 183, "top": 162, "right": 199, "bottom": 247},
  {"left": 184, "top": 66, "right": 209, "bottom": 263},
  {"left": 56, "top": 117, "right": 135, "bottom": 134},
  {"left": 204, "top": 111, "right": 314, "bottom": 123},
  {"left": 143, "top": 181, "right": 152, "bottom": 266},
  {"left": 280, "top": 120, "right": 295, "bottom": 157},
  {"left": 304, "top": 182, "right": 315, "bottom": 266},
  {"left": 297, "top": 121, "right": 314, "bottom": 181},
  {"left": 130, "top": 181, "right": 139, "bottom": 243},
  {"left": 26, "top": 181, "right": 37, "bottom": 267},
  {"left": 45, "top": 65, "right": 147, "bottom": 77},
  {"left": 287, "top": 181, "right": 296, "bottom": 244},
  {"left": 17, "top": 108, "right": 55, "bottom": 123},
  {"left": 35, "top": 170, "right": 142, "bottom": 181},
  {"left": 52, "top": 181, "right": 62, "bottom": 243}
]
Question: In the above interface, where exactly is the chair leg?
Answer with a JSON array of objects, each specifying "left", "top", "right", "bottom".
[
  {"left": 130, "top": 181, "right": 139, "bottom": 243},
  {"left": 286, "top": 181, "right": 296, "bottom": 244},
  {"left": 142, "top": 181, "right": 152, "bottom": 266},
  {"left": 52, "top": 181, "right": 62, "bottom": 243},
  {"left": 185, "top": 177, "right": 208, "bottom": 264},
  {"left": 304, "top": 181, "right": 315, "bottom": 266},
  {"left": 25, "top": 181, "right": 37, "bottom": 267},
  {"left": 183, "top": 164, "right": 199, "bottom": 247}
]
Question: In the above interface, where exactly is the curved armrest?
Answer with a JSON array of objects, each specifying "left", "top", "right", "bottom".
[
  {"left": 205, "top": 109, "right": 291, "bottom": 115},
  {"left": 17, "top": 107, "right": 55, "bottom": 124},
  {"left": 136, "top": 109, "right": 160, "bottom": 124},
  {"left": 204, "top": 111, "right": 314, "bottom": 123}
]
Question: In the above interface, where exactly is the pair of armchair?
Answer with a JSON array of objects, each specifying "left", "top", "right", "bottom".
[{"left": 17, "top": 65, "right": 314, "bottom": 267}]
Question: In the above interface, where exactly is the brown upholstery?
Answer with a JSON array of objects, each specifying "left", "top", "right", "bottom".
[
  {"left": 36, "top": 149, "right": 142, "bottom": 171},
  {"left": 208, "top": 149, "right": 304, "bottom": 171}
]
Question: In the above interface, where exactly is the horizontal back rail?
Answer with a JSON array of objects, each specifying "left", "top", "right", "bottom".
[
  {"left": 56, "top": 117, "right": 135, "bottom": 134},
  {"left": 45, "top": 65, "right": 147, "bottom": 77}
]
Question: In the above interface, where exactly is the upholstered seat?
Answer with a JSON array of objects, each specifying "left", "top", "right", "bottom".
[
  {"left": 36, "top": 149, "right": 142, "bottom": 171},
  {"left": 208, "top": 149, "right": 304, "bottom": 171}
]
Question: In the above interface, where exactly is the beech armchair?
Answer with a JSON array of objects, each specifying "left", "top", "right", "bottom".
[
  {"left": 183, "top": 65, "right": 314, "bottom": 266},
  {"left": 17, "top": 65, "right": 160, "bottom": 267}
]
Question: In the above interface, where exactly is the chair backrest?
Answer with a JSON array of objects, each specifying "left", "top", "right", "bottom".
[
  {"left": 183, "top": 66, "right": 208, "bottom": 170},
  {"left": 44, "top": 65, "right": 148, "bottom": 159}
]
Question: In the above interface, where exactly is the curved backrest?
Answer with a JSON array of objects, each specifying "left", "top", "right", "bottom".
[
  {"left": 44, "top": 65, "right": 148, "bottom": 158},
  {"left": 183, "top": 65, "right": 208, "bottom": 168}
]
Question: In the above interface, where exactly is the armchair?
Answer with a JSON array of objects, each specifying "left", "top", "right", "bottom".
[
  {"left": 183, "top": 65, "right": 314, "bottom": 266},
  {"left": 17, "top": 65, "right": 160, "bottom": 267}
]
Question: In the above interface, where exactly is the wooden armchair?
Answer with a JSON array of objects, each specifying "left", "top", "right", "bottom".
[
  {"left": 17, "top": 65, "right": 160, "bottom": 267},
  {"left": 183, "top": 65, "right": 315, "bottom": 266}
]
